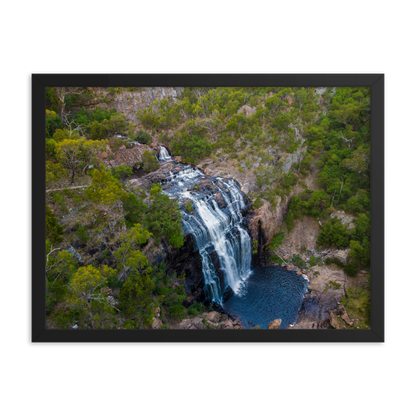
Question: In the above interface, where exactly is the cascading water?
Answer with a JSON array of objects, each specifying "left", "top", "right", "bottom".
[
  {"left": 159, "top": 148, "right": 251, "bottom": 303},
  {"left": 158, "top": 146, "right": 172, "bottom": 162}
]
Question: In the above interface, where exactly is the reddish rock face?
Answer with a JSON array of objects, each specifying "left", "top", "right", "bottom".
[{"left": 248, "top": 196, "right": 289, "bottom": 251}]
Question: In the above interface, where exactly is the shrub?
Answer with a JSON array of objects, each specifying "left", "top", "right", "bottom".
[
  {"left": 317, "top": 218, "right": 349, "bottom": 248},
  {"left": 332, "top": 257, "right": 344, "bottom": 268},
  {"left": 111, "top": 164, "right": 133, "bottom": 181},
  {"left": 185, "top": 201, "right": 193, "bottom": 212},
  {"left": 123, "top": 192, "right": 147, "bottom": 228},
  {"left": 46, "top": 205, "right": 63, "bottom": 244},
  {"left": 76, "top": 226, "right": 89, "bottom": 243},
  {"left": 343, "top": 261, "right": 358, "bottom": 277},
  {"left": 171, "top": 132, "right": 212, "bottom": 164},
  {"left": 253, "top": 199, "right": 264, "bottom": 209},
  {"left": 135, "top": 129, "right": 152, "bottom": 145},
  {"left": 187, "top": 302, "right": 205, "bottom": 316},
  {"left": 269, "top": 232, "right": 284, "bottom": 251},
  {"left": 142, "top": 150, "right": 160, "bottom": 172}
]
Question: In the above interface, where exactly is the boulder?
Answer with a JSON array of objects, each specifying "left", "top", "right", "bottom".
[
  {"left": 338, "top": 305, "right": 353, "bottom": 326},
  {"left": 214, "top": 192, "right": 226, "bottom": 209},
  {"left": 151, "top": 317, "right": 163, "bottom": 329},
  {"left": 119, "top": 145, "right": 127, "bottom": 151},
  {"left": 218, "top": 320, "right": 234, "bottom": 329},
  {"left": 333, "top": 249, "right": 351, "bottom": 265},
  {"left": 207, "top": 311, "right": 221, "bottom": 323},
  {"left": 222, "top": 286, "right": 234, "bottom": 302},
  {"left": 328, "top": 310, "right": 341, "bottom": 329},
  {"left": 192, "top": 317, "right": 205, "bottom": 330},
  {"left": 65, "top": 245, "right": 83, "bottom": 264},
  {"left": 128, "top": 178, "right": 140, "bottom": 188},
  {"left": 268, "top": 319, "right": 282, "bottom": 329},
  {"left": 175, "top": 319, "right": 194, "bottom": 329}
]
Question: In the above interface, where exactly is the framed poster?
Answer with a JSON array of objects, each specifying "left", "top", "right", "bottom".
[{"left": 32, "top": 74, "right": 384, "bottom": 342}]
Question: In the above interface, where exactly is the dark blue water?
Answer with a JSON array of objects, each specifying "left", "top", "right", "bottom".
[{"left": 222, "top": 266, "right": 309, "bottom": 329}]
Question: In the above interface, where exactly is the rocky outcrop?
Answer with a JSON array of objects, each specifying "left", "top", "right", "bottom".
[
  {"left": 127, "top": 162, "right": 175, "bottom": 191},
  {"left": 328, "top": 310, "right": 341, "bottom": 329},
  {"left": 214, "top": 192, "right": 226, "bottom": 208},
  {"left": 172, "top": 312, "right": 240, "bottom": 329},
  {"left": 99, "top": 143, "right": 154, "bottom": 169},
  {"left": 330, "top": 211, "right": 356, "bottom": 230},
  {"left": 333, "top": 249, "right": 351, "bottom": 265},
  {"left": 281, "top": 147, "right": 307, "bottom": 173},
  {"left": 64, "top": 245, "right": 83, "bottom": 264},
  {"left": 207, "top": 311, "right": 221, "bottom": 323},
  {"left": 268, "top": 319, "right": 282, "bottom": 329},
  {"left": 314, "top": 87, "right": 337, "bottom": 97},
  {"left": 248, "top": 196, "right": 289, "bottom": 253},
  {"left": 289, "top": 265, "right": 368, "bottom": 329},
  {"left": 237, "top": 105, "right": 256, "bottom": 117},
  {"left": 98, "top": 87, "right": 183, "bottom": 122},
  {"left": 338, "top": 305, "right": 353, "bottom": 326}
]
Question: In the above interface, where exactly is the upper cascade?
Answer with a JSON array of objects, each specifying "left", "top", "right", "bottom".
[{"left": 158, "top": 146, "right": 172, "bottom": 162}]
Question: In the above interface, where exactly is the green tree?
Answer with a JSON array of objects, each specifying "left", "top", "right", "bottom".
[
  {"left": 111, "top": 164, "right": 133, "bottom": 181},
  {"left": 90, "top": 120, "right": 110, "bottom": 140},
  {"left": 145, "top": 185, "right": 184, "bottom": 248},
  {"left": 69, "top": 265, "right": 108, "bottom": 328},
  {"left": 135, "top": 130, "right": 152, "bottom": 145},
  {"left": 142, "top": 150, "right": 160, "bottom": 172},
  {"left": 46, "top": 205, "right": 63, "bottom": 244},
  {"left": 123, "top": 192, "right": 147, "bottom": 227},
  {"left": 349, "top": 240, "right": 370, "bottom": 268},
  {"left": 119, "top": 272, "right": 155, "bottom": 327},
  {"left": 113, "top": 224, "right": 151, "bottom": 281},
  {"left": 85, "top": 169, "right": 127, "bottom": 215},
  {"left": 342, "top": 146, "right": 370, "bottom": 178},
  {"left": 317, "top": 218, "right": 349, "bottom": 248},
  {"left": 55, "top": 137, "right": 106, "bottom": 183},
  {"left": 137, "top": 108, "right": 161, "bottom": 129},
  {"left": 46, "top": 110, "right": 63, "bottom": 138}
]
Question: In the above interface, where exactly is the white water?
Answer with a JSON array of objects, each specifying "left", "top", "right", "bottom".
[
  {"left": 161, "top": 152, "right": 252, "bottom": 303},
  {"left": 159, "top": 146, "right": 172, "bottom": 161}
]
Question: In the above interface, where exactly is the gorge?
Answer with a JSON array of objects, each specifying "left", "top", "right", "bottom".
[{"left": 157, "top": 146, "right": 308, "bottom": 328}]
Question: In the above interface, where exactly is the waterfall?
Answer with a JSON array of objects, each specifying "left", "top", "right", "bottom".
[
  {"left": 159, "top": 146, "right": 172, "bottom": 161},
  {"left": 163, "top": 165, "right": 252, "bottom": 303}
]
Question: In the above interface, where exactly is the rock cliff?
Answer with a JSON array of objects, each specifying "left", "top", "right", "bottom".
[{"left": 98, "top": 87, "right": 183, "bottom": 122}]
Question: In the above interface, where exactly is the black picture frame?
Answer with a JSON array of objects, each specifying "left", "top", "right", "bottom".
[{"left": 32, "top": 74, "right": 384, "bottom": 342}]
